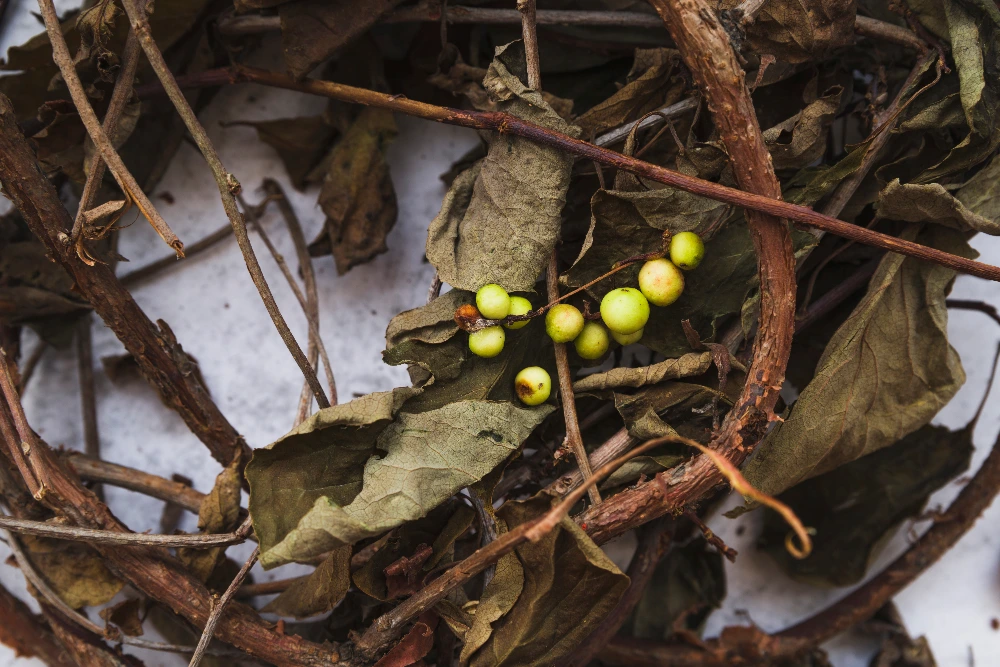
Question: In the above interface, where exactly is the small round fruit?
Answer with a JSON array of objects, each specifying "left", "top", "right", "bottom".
[
  {"left": 600, "top": 287, "right": 649, "bottom": 334},
  {"left": 476, "top": 284, "right": 511, "bottom": 320},
  {"left": 638, "top": 258, "right": 685, "bottom": 307},
  {"left": 575, "top": 322, "right": 610, "bottom": 360},
  {"left": 670, "top": 231, "right": 705, "bottom": 270},
  {"left": 545, "top": 304, "right": 585, "bottom": 343},
  {"left": 504, "top": 295, "right": 533, "bottom": 330},
  {"left": 468, "top": 326, "right": 505, "bottom": 358},
  {"left": 612, "top": 328, "right": 643, "bottom": 345},
  {"left": 515, "top": 366, "right": 551, "bottom": 406}
]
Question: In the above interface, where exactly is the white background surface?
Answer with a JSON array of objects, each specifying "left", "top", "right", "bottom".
[{"left": 1, "top": 1, "right": 998, "bottom": 665}]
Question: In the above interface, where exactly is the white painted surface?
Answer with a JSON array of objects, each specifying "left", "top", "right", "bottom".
[{"left": 1, "top": 1, "right": 998, "bottom": 665}]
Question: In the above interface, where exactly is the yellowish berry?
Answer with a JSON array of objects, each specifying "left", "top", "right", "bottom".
[
  {"left": 638, "top": 258, "right": 685, "bottom": 306},
  {"left": 575, "top": 322, "right": 610, "bottom": 360},
  {"left": 476, "top": 284, "right": 511, "bottom": 319},
  {"left": 468, "top": 326, "right": 505, "bottom": 358},
  {"left": 545, "top": 304, "right": 585, "bottom": 343},
  {"left": 600, "top": 287, "right": 649, "bottom": 334},
  {"left": 504, "top": 295, "right": 533, "bottom": 330},
  {"left": 669, "top": 231, "right": 705, "bottom": 270},
  {"left": 515, "top": 366, "right": 551, "bottom": 406}
]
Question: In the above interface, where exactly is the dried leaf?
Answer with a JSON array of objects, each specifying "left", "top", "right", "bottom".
[
  {"left": 178, "top": 455, "right": 243, "bottom": 582},
  {"left": 626, "top": 539, "right": 726, "bottom": 640},
  {"left": 724, "top": 0, "right": 856, "bottom": 63},
  {"left": 465, "top": 496, "right": 628, "bottom": 667},
  {"left": 99, "top": 598, "right": 144, "bottom": 637},
  {"left": 278, "top": 0, "right": 405, "bottom": 79},
  {"left": 262, "top": 546, "right": 351, "bottom": 618},
  {"left": 250, "top": 394, "right": 551, "bottom": 568},
  {"left": 426, "top": 42, "right": 581, "bottom": 292},
  {"left": 309, "top": 108, "right": 398, "bottom": 274},
  {"left": 912, "top": 0, "right": 1000, "bottom": 181},
  {"left": 374, "top": 611, "right": 438, "bottom": 667},
  {"left": 575, "top": 48, "right": 684, "bottom": 137},
  {"left": 21, "top": 535, "right": 123, "bottom": 609},
  {"left": 955, "top": 150, "right": 1000, "bottom": 223},
  {"left": 573, "top": 351, "right": 712, "bottom": 392},
  {"left": 75, "top": 0, "right": 123, "bottom": 81},
  {"left": 761, "top": 424, "right": 972, "bottom": 586},
  {"left": 876, "top": 178, "right": 1000, "bottom": 234},
  {"left": 763, "top": 86, "right": 842, "bottom": 170},
  {"left": 743, "top": 226, "right": 970, "bottom": 497}
]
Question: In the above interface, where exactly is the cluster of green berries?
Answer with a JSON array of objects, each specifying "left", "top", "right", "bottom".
[{"left": 467, "top": 231, "right": 705, "bottom": 406}]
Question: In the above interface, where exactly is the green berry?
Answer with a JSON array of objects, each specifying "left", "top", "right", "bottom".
[
  {"left": 515, "top": 366, "right": 551, "bottom": 406},
  {"left": 504, "top": 295, "right": 533, "bottom": 330},
  {"left": 638, "top": 258, "right": 685, "bottom": 306},
  {"left": 600, "top": 287, "right": 649, "bottom": 334},
  {"left": 612, "top": 328, "right": 643, "bottom": 345},
  {"left": 476, "top": 284, "right": 511, "bottom": 320},
  {"left": 670, "top": 231, "right": 705, "bottom": 270},
  {"left": 574, "top": 322, "right": 610, "bottom": 360},
  {"left": 545, "top": 304, "right": 585, "bottom": 343},
  {"left": 469, "top": 326, "right": 505, "bottom": 358}
]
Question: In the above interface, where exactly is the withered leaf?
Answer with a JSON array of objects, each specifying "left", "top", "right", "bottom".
[
  {"left": 248, "top": 388, "right": 417, "bottom": 568},
  {"left": 374, "top": 611, "right": 438, "bottom": 667},
  {"left": 575, "top": 48, "right": 684, "bottom": 137},
  {"left": 99, "top": 598, "right": 144, "bottom": 637},
  {"left": 178, "top": 455, "right": 243, "bottom": 583},
  {"left": 279, "top": 0, "right": 405, "bottom": 79},
  {"left": 262, "top": 546, "right": 351, "bottom": 618},
  {"left": 309, "top": 108, "right": 398, "bottom": 274},
  {"left": 573, "top": 351, "right": 712, "bottom": 392},
  {"left": 465, "top": 496, "right": 628, "bottom": 667},
  {"left": 353, "top": 502, "right": 475, "bottom": 601},
  {"left": 250, "top": 393, "right": 550, "bottom": 568},
  {"left": 426, "top": 42, "right": 581, "bottom": 292},
  {"left": 876, "top": 178, "right": 1000, "bottom": 235},
  {"left": 75, "top": 0, "right": 122, "bottom": 81},
  {"left": 763, "top": 87, "right": 842, "bottom": 171},
  {"left": 21, "top": 535, "right": 123, "bottom": 609},
  {"left": 626, "top": 538, "right": 726, "bottom": 640},
  {"left": 761, "top": 424, "right": 972, "bottom": 587},
  {"left": 955, "top": 150, "right": 1000, "bottom": 224},
  {"left": 723, "top": 0, "right": 856, "bottom": 64},
  {"left": 911, "top": 0, "right": 1000, "bottom": 181},
  {"left": 743, "top": 226, "right": 969, "bottom": 497}
]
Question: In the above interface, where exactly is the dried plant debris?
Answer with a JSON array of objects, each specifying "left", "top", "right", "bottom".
[{"left": 3, "top": 0, "right": 1000, "bottom": 664}]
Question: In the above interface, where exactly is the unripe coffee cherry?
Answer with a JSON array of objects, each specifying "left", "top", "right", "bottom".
[
  {"left": 669, "top": 231, "right": 705, "bottom": 270},
  {"left": 515, "top": 366, "right": 551, "bottom": 405},
  {"left": 469, "top": 326, "right": 505, "bottom": 358},
  {"left": 575, "top": 322, "right": 610, "bottom": 360},
  {"left": 638, "top": 258, "right": 685, "bottom": 306},
  {"left": 545, "top": 304, "right": 585, "bottom": 343},
  {"left": 504, "top": 295, "right": 533, "bottom": 330},
  {"left": 612, "top": 328, "right": 643, "bottom": 345},
  {"left": 600, "top": 287, "right": 649, "bottom": 334},
  {"left": 476, "top": 284, "right": 511, "bottom": 319}
]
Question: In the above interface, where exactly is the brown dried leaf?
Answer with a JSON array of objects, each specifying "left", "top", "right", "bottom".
[
  {"left": 876, "top": 178, "right": 1000, "bottom": 234},
  {"left": 21, "top": 535, "right": 123, "bottom": 609},
  {"left": 262, "top": 546, "right": 351, "bottom": 618},
  {"left": 178, "top": 456, "right": 242, "bottom": 583},
  {"left": 99, "top": 598, "right": 144, "bottom": 637},
  {"left": 374, "top": 611, "right": 438, "bottom": 667},
  {"left": 278, "top": 0, "right": 405, "bottom": 79},
  {"left": 309, "top": 108, "right": 398, "bottom": 274},
  {"left": 426, "top": 42, "right": 581, "bottom": 292},
  {"left": 725, "top": 0, "right": 856, "bottom": 63},
  {"left": 743, "top": 226, "right": 970, "bottom": 497},
  {"left": 573, "top": 351, "right": 712, "bottom": 392},
  {"left": 763, "top": 86, "right": 842, "bottom": 170}
]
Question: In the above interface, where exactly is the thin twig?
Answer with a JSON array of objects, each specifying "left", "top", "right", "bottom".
[
  {"left": 67, "top": 454, "right": 205, "bottom": 513},
  {"left": 544, "top": 427, "right": 636, "bottom": 497},
  {"left": 517, "top": 0, "right": 542, "bottom": 91},
  {"left": 119, "top": 223, "right": 233, "bottom": 286},
  {"left": 17, "top": 340, "right": 46, "bottom": 392},
  {"left": 595, "top": 97, "right": 699, "bottom": 146},
  {"left": 75, "top": 316, "right": 101, "bottom": 500},
  {"left": 72, "top": 0, "right": 150, "bottom": 241},
  {"left": 0, "top": 514, "right": 252, "bottom": 548},
  {"left": 262, "top": 179, "right": 338, "bottom": 409},
  {"left": 134, "top": 65, "right": 1000, "bottom": 282},
  {"left": 946, "top": 299, "right": 1000, "bottom": 327},
  {"left": 188, "top": 546, "right": 259, "bottom": 667},
  {"left": 2, "top": 519, "right": 244, "bottom": 658},
  {"left": 34, "top": 0, "right": 183, "bottom": 257},
  {"left": 117, "top": 0, "right": 329, "bottom": 410}
]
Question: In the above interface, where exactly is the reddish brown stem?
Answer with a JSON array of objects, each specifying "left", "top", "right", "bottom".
[
  {"left": 0, "top": 583, "right": 75, "bottom": 667},
  {"left": 131, "top": 65, "right": 1000, "bottom": 282}
]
